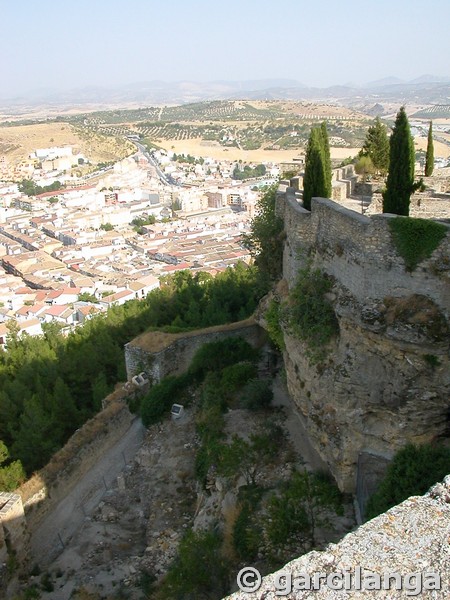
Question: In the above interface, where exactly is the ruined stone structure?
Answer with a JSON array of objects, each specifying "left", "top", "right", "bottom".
[
  {"left": 271, "top": 187, "right": 450, "bottom": 495},
  {"left": 0, "top": 493, "right": 28, "bottom": 580},
  {"left": 15, "top": 401, "right": 132, "bottom": 534},
  {"left": 124, "top": 317, "right": 267, "bottom": 383},
  {"left": 290, "top": 164, "right": 357, "bottom": 202}
]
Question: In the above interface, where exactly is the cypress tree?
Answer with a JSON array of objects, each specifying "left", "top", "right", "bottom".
[
  {"left": 424, "top": 121, "right": 434, "bottom": 176},
  {"left": 303, "top": 127, "right": 328, "bottom": 211},
  {"left": 382, "top": 107, "right": 421, "bottom": 216},
  {"left": 319, "top": 121, "right": 332, "bottom": 197}
]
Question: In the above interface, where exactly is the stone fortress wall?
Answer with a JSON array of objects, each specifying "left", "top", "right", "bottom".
[
  {"left": 16, "top": 401, "right": 132, "bottom": 534},
  {"left": 124, "top": 318, "right": 267, "bottom": 383},
  {"left": 290, "top": 164, "right": 358, "bottom": 202},
  {"left": 0, "top": 399, "right": 133, "bottom": 578},
  {"left": 278, "top": 187, "right": 450, "bottom": 311},
  {"left": 274, "top": 186, "right": 450, "bottom": 496},
  {"left": 0, "top": 492, "right": 28, "bottom": 582}
]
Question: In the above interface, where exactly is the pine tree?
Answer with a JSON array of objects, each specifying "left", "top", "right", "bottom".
[
  {"left": 424, "top": 121, "right": 434, "bottom": 176},
  {"left": 319, "top": 121, "right": 332, "bottom": 197},
  {"left": 12, "top": 395, "right": 56, "bottom": 472},
  {"left": 303, "top": 127, "right": 328, "bottom": 211},
  {"left": 360, "top": 117, "right": 390, "bottom": 175},
  {"left": 382, "top": 107, "right": 422, "bottom": 216},
  {"left": 51, "top": 377, "right": 80, "bottom": 444}
]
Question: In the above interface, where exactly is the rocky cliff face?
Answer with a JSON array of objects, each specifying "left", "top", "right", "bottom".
[
  {"left": 279, "top": 292, "right": 449, "bottom": 493},
  {"left": 268, "top": 190, "right": 450, "bottom": 494}
]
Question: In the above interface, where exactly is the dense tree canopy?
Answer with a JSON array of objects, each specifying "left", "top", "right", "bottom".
[
  {"left": 232, "top": 163, "right": 266, "bottom": 180},
  {"left": 18, "top": 179, "right": 63, "bottom": 197}
]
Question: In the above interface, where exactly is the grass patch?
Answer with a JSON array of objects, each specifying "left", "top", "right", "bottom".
[
  {"left": 265, "top": 299, "right": 285, "bottom": 350},
  {"left": 388, "top": 216, "right": 448, "bottom": 271}
]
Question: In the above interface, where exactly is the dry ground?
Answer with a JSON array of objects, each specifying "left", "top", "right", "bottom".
[
  {"left": 17, "top": 373, "right": 355, "bottom": 600},
  {"left": 0, "top": 122, "right": 135, "bottom": 174},
  {"left": 415, "top": 136, "right": 450, "bottom": 158},
  {"left": 157, "top": 138, "right": 360, "bottom": 163}
]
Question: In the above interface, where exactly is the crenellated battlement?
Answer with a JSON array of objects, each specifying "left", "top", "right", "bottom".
[{"left": 277, "top": 187, "right": 450, "bottom": 314}]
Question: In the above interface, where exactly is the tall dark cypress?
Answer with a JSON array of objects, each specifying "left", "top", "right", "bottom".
[
  {"left": 319, "top": 121, "right": 332, "bottom": 198},
  {"left": 382, "top": 107, "right": 421, "bottom": 216},
  {"left": 303, "top": 127, "right": 328, "bottom": 211},
  {"left": 424, "top": 121, "right": 434, "bottom": 177}
]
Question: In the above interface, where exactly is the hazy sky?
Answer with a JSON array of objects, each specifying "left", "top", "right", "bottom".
[{"left": 3, "top": 0, "right": 450, "bottom": 96}]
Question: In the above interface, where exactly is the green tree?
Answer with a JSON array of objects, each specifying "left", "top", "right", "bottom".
[
  {"left": 218, "top": 431, "right": 279, "bottom": 486},
  {"left": 50, "top": 377, "right": 80, "bottom": 443},
  {"left": 239, "top": 378, "right": 273, "bottom": 410},
  {"left": 100, "top": 223, "right": 114, "bottom": 231},
  {"left": 160, "top": 528, "right": 230, "bottom": 599},
  {"left": 382, "top": 107, "right": 422, "bottom": 216},
  {"left": 319, "top": 121, "right": 332, "bottom": 197},
  {"left": 78, "top": 292, "right": 97, "bottom": 303},
  {"left": 355, "top": 155, "right": 375, "bottom": 213},
  {"left": 12, "top": 396, "right": 56, "bottom": 472},
  {"left": 303, "top": 127, "right": 329, "bottom": 211},
  {"left": 0, "top": 440, "right": 25, "bottom": 491},
  {"left": 267, "top": 469, "right": 343, "bottom": 551},
  {"left": 424, "top": 121, "right": 434, "bottom": 176},
  {"left": 360, "top": 117, "right": 390, "bottom": 175},
  {"left": 91, "top": 372, "right": 110, "bottom": 411},
  {"left": 366, "top": 443, "right": 450, "bottom": 519},
  {"left": 355, "top": 155, "right": 375, "bottom": 181},
  {"left": 242, "top": 184, "right": 284, "bottom": 282}
]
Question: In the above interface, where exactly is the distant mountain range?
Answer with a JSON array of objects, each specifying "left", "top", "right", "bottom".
[{"left": 1, "top": 76, "right": 450, "bottom": 113}]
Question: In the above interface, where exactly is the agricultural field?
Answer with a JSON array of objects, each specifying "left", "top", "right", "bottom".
[
  {"left": 0, "top": 101, "right": 374, "bottom": 173},
  {"left": 414, "top": 136, "right": 450, "bottom": 158},
  {"left": 155, "top": 138, "right": 360, "bottom": 164},
  {"left": 113, "top": 101, "right": 370, "bottom": 162},
  {"left": 412, "top": 105, "right": 450, "bottom": 119}
]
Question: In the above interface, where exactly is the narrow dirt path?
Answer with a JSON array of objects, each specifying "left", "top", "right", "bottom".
[{"left": 30, "top": 417, "right": 145, "bottom": 567}]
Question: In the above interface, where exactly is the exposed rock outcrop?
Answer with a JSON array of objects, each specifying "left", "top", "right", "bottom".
[{"left": 268, "top": 191, "right": 450, "bottom": 493}]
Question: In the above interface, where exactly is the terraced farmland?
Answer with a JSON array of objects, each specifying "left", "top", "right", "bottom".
[{"left": 412, "top": 105, "right": 450, "bottom": 119}]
